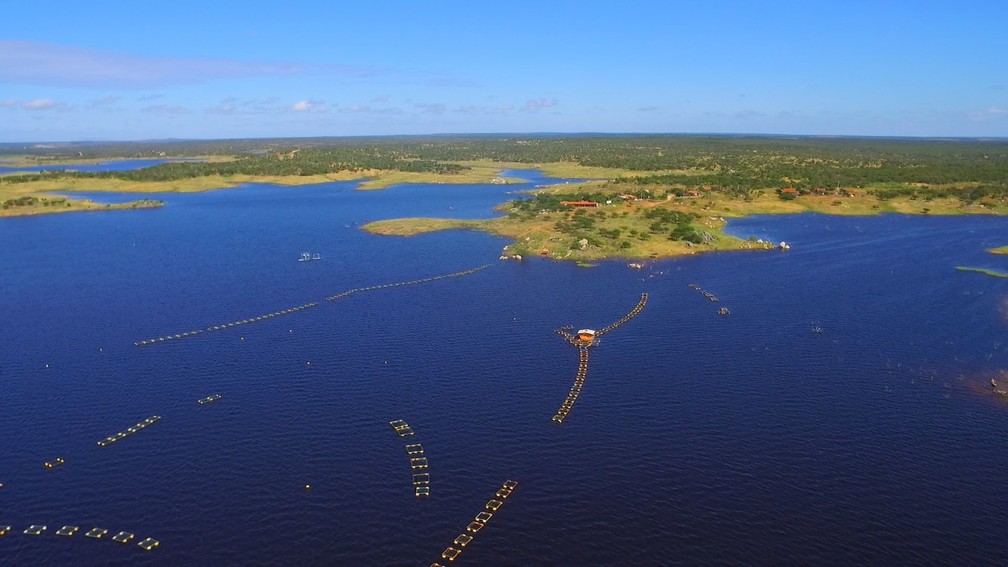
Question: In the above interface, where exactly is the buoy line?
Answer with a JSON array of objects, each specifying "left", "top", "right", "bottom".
[{"left": 134, "top": 264, "right": 491, "bottom": 347}]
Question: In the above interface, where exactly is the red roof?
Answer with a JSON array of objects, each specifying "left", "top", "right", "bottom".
[
  {"left": 559, "top": 200, "right": 600, "bottom": 207},
  {"left": 781, "top": 188, "right": 798, "bottom": 194}
]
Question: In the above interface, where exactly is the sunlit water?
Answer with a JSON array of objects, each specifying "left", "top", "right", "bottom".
[{"left": 2, "top": 171, "right": 1008, "bottom": 565}]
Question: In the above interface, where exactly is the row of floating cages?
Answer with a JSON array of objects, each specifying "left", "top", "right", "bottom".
[
  {"left": 198, "top": 393, "right": 222, "bottom": 405},
  {"left": 394, "top": 427, "right": 427, "bottom": 496},
  {"left": 438, "top": 480, "right": 519, "bottom": 562},
  {"left": 97, "top": 415, "right": 161, "bottom": 447},
  {"left": 4, "top": 525, "right": 158, "bottom": 551}
]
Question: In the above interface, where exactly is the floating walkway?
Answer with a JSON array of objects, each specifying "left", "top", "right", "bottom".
[
  {"left": 134, "top": 264, "right": 490, "bottom": 347},
  {"left": 552, "top": 294, "right": 648, "bottom": 424},
  {"left": 434, "top": 480, "right": 518, "bottom": 564},
  {"left": 97, "top": 416, "right": 160, "bottom": 447},
  {"left": 0, "top": 523, "right": 158, "bottom": 552},
  {"left": 326, "top": 265, "right": 490, "bottom": 302},
  {"left": 390, "top": 421, "right": 431, "bottom": 497}
]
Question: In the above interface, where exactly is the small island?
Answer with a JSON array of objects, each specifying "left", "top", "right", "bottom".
[{"left": 3, "top": 136, "right": 1007, "bottom": 260}]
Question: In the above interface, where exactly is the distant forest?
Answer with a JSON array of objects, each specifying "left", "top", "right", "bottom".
[{"left": 4, "top": 135, "right": 1007, "bottom": 197}]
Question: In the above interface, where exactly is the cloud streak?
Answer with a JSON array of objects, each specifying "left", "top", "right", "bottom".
[
  {"left": 23, "top": 98, "right": 59, "bottom": 110},
  {"left": 0, "top": 40, "right": 375, "bottom": 88}
]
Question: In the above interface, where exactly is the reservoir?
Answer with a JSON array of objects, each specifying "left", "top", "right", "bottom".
[{"left": 1, "top": 171, "right": 1007, "bottom": 564}]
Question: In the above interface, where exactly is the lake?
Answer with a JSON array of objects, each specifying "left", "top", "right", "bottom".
[
  {"left": 0, "top": 159, "right": 200, "bottom": 175},
  {"left": 2, "top": 171, "right": 1008, "bottom": 565}
]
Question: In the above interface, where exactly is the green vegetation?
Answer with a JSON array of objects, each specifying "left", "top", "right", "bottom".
[
  {"left": 4, "top": 135, "right": 1008, "bottom": 259},
  {"left": 988, "top": 246, "right": 1008, "bottom": 255},
  {"left": 956, "top": 266, "right": 1008, "bottom": 278}
]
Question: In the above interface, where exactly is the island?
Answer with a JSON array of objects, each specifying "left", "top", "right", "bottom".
[{"left": 3, "top": 136, "right": 1007, "bottom": 261}]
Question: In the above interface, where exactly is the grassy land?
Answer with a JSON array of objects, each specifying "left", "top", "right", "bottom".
[
  {"left": 363, "top": 179, "right": 1008, "bottom": 261},
  {"left": 956, "top": 266, "right": 1008, "bottom": 278},
  {"left": 5, "top": 149, "right": 1008, "bottom": 262},
  {"left": 989, "top": 246, "right": 1008, "bottom": 255}
]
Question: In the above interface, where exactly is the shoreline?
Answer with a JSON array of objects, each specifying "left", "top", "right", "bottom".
[{"left": 4, "top": 161, "right": 1007, "bottom": 263}]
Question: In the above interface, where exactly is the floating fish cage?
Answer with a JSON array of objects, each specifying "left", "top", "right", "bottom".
[
  {"left": 137, "top": 537, "right": 160, "bottom": 551},
  {"left": 85, "top": 527, "right": 108, "bottom": 539},
  {"left": 111, "top": 531, "right": 134, "bottom": 544},
  {"left": 55, "top": 526, "right": 79, "bottom": 537}
]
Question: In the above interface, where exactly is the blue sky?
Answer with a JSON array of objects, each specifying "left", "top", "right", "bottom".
[{"left": 2, "top": 0, "right": 1006, "bottom": 141}]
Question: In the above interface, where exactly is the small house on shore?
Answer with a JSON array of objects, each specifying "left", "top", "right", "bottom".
[{"left": 560, "top": 200, "right": 600, "bottom": 208}]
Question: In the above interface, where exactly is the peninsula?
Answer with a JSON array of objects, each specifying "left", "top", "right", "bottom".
[{"left": 3, "top": 136, "right": 1007, "bottom": 261}]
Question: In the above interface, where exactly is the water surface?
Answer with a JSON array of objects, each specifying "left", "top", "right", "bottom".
[{"left": 2, "top": 177, "right": 1008, "bottom": 565}]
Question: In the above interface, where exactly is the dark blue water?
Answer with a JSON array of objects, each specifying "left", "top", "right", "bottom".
[
  {"left": 0, "top": 159, "right": 197, "bottom": 175},
  {"left": 3, "top": 173, "right": 1008, "bottom": 565}
]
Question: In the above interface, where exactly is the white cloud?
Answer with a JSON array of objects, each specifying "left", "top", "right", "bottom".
[
  {"left": 142, "top": 104, "right": 188, "bottom": 115},
  {"left": 524, "top": 98, "right": 558, "bottom": 112},
  {"left": 415, "top": 102, "right": 446, "bottom": 115},
  {"left": 0, "top": 40, "right": 375, "bottom": 88},
  {"left": 291, "top": 99, "right": 327, "bottom": 113},
  {"left": 23, "top": 98, "right": 57, "bottom": 110},
  {"left": 87, "top": 95, "right": 120, "bottom": 108}
]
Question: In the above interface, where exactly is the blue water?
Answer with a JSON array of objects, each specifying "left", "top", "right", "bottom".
[
  {"left": 2, "top": 172, "right": 1008, "bottom": 565},
  {"left": 0, "top": 159, "right": 197, "bottom": 175}
]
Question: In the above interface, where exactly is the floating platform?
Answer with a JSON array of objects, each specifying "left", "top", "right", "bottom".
[
  {"left": 474, "top": 511, "right": 492, "bottom": 524},
  {"left": 441, "top": 547, "right": 461, "bottom": 561},
  {"left": 496, "top": 488, "right": 512, "bottom": 499},
  {"left": 138, "top": 537, "right": 160, "bottom": 551},
  {"left": 502, "top": 480, "right": 519, "bottom": 491},
  {"left": 85, "top": 527, "right": 108, "bottom": 539},
  {"left": 24, "top": 525, "right": 46, "bottom": 536},
  {"left": 389, "top": 419, "right": 414, "bottom": 437},
  {"left": 55, "top": 525, "right": 79, "bottom": 537},
  {"left": 198, "top": 394, "right": 222, "bottom": 405},
  {"left": 405, "top": 443, "right": 425, "bottom": 455},
  {"left": 415, "top": 486, "right": 431, "bottom": 497},
  {"left": 0, "top": 526, "right": 10, "bottom": 536},
  {"left": 453, "top": 533, "right": 473, "bottom": 547},
  {"left": 412, "top": 473, "right": 431, "bottom": 486},
  {"left": 466, "top": 521, "right": 484, "bottom": 534},
  {"left": 112, "top": 531, "right": 134, "bottom": 544},
  {"left": 411, "top": 457, "right": 429, "bottom": 470},
  {"left": 43, "top": 457, "right": 66, "bottom": 469},
  {"left": 486, "top": 499, "right": 503, "bottom": 511}
]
